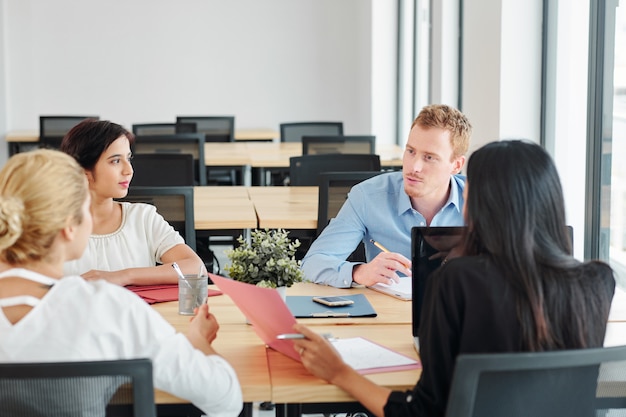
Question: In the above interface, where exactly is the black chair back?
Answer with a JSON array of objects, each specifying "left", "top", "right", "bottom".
[
  {"left": 133, "top": 133, "right": 206, "bottom": 185},
  {"left": 316, "top": 171, "right": 383, "bottom": 262},
  {"left": 280, "top": 122, "right": 343, "bottom": 142},
  {"left": 118, "top": 186, "right": 196, "bottom": 252},
  {"left": 302, "top": 135, "right": 376, "bottom": 155},
  {"left": 317, "top": 171, "right": 383, "bottom": 236},
  {"left": 175, "top": 116, "right": 235, "bottom": 142},
  {"left": 132, "top": 123, "right": 177, "bottom": 136},
  {"left": 39, "top": 115, "right": 99, "bottom": 149},
  {"left": 175, "top": 117, "right": 237, "bottom": 185},
  {"left": 0, "top": 358, "right": 155, "bottom": 417},
  {"left": 289, "top": 154, "right": 380, "bottom": 186},
  {"left": 446, "top": 345, "right": 626, "bottom": 417},
  {"left": 131, "top": 153, "right": 195, "bottom": 187}
]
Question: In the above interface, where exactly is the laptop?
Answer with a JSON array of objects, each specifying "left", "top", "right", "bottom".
[{"left": 411, "top": 226, "right": 466, "bottom": 352}]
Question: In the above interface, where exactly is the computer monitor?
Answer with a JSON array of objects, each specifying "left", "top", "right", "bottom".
[{"left": 411, "top": 226, "right": 466, "bottom": 349}]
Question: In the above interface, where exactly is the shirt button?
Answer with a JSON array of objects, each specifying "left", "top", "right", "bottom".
[{"left": 420, "top": 221, "right": 426, "bottom": 226}]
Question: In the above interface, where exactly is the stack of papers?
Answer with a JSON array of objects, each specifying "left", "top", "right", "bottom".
[{"left": 332, "top": 337, "right": 420, "bottom": 374}]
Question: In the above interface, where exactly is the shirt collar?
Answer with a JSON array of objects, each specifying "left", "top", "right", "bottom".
[{"left": 397, "top": 175, "right": 464, "bottom": 216}]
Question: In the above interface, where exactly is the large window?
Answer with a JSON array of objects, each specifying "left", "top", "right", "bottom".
[{"left": 605, "top": 1, "right": 626, "bottom": 286}]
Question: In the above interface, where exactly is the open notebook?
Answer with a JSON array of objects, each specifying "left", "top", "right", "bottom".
[
  {"left": 210, "top": 274, "right": 420, "bottom": 373},
  {"left": 368, "top": 277, "right": 412, "bottom": 301}
]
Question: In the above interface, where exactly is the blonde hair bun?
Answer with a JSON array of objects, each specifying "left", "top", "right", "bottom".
[{"left": 0, "top": 196, "right": 24, "bottom": 250}]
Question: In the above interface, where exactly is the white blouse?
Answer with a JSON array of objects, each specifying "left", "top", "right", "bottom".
[
  {"left": 0, "top": 269, "right": 242, "bottom": 417},
  {"left": 64, "top": 202, "right": 184, "bottom": 276}
]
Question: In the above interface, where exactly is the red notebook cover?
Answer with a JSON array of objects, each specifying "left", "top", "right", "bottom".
[{"left": 126, "top": 284, "right": 222, "bottom": 304}]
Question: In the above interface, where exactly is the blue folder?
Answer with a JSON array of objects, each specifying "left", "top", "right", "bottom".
[{"left": 286, "top": 294, "right": 377, "bottom": 318}]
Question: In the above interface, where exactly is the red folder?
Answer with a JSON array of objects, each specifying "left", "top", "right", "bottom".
[{"left": 126, "top": 284, "right": 222, "bottom": 304}]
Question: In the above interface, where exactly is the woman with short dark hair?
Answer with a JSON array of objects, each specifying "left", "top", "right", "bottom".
[{"left": 60, "top": 119, "right": 203, "bottom": 286}]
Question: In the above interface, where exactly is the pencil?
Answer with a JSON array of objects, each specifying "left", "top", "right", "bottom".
[
  {"left": 370, "top": 239, "right": 410, "bottom": 269},
  {"left": 370, "top": 239, "right": 390, "bottom": 253}
]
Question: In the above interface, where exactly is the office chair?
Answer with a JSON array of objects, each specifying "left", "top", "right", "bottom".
[
  {"left": 39, "top": 115, "right": 99, "bottom": 149},
  {"left": 0, "top": 358, "right": 155, "bottom": 417},
  {"left": 132, "top": 133, "right": 207, "bottom": 186},
  {"left": 175, "top": 116, "right": 235, "bottom": 142},
  {"left": 279, "top": 121, "right": 344, "bottom": 143},
  {"left": 317, "top": 171, "right": 383, "bottom": 237},
  {"left": 118, "top": 186, "right": 196, "bottom": 252},
  {"left": 446, "top": 345, "right": 626, "bottom": 417},
  {"left": 289, "top": 154, "right": 381, "bottom": 186},
  {"left": 272, "top": 122, "right": 344, "bottom": 185},
  {"left": 316, "top": 171, "right": 383, "bottom": 263},
  {"left": 130, "top": 153, "right": 195, "bottom": 187},
  {"left": 302, "top": 135, "right": 376, "bottom": 155},
  {"left": 176, "top": 116, "right": 237, "bottom": 185},
  {"left": 132, "top": 123, "right": 177, "bottom": 136}
]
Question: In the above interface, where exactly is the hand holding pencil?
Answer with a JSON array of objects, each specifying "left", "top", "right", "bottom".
[{"left": 350, "top": 239, "right": 412, "bottom": 287}]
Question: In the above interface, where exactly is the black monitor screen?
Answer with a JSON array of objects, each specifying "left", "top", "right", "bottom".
[{"left": 411, "top": 226, "right": 466, "bottom": 337}]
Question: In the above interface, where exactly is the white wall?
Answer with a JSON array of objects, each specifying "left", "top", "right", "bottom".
[
  {"left": 371, "top": 0, "right": 397, "bottom": 145},
  {"left": 1, "top": 0, "right": 390, "bottom": 162}
]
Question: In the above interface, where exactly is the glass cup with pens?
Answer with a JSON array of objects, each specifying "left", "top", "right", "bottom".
[{"left": 173, "top": 263, "right": 208, "bottom": 315}]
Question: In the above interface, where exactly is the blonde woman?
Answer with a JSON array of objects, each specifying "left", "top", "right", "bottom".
[
  {"left": 0, "top": 149, "right": 242, "bottom": 417},
  {"left": 60, "top": 119, "right": 203, "bottom": 285}
]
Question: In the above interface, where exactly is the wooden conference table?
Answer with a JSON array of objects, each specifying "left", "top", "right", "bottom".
[
  {"left": 151, "top": 282, "right": 418, "bottom": 415},
  {"left": 193, "top": 186, "right": 319, "bottom": 232}
]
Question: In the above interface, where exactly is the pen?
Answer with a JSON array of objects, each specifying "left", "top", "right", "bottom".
[
  {"left": 172, "top": 262, "right": 193, "bottom": 289},
  {"left": 276, "top": 333, "right": 334, "bottom": 340}
]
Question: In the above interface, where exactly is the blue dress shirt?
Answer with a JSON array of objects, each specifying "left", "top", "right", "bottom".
[{"left": 301, "top": 171, "right": 465, "bottom": 288}]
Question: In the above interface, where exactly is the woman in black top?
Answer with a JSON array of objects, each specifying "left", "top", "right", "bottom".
[{"left": 291, "top": 140, "right": 615, "bottom": 417}]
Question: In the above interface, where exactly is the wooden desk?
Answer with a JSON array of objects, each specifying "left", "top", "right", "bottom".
[
  {"left": 248, "top": 186, "right": 318, "bottom": 229},
  {"left": 152, "top": 294, "right": 272, "bottom": 404},
  {"left": 191, "top": 186, "right": 319, "bottom": 233},
  {"left": 268, "top": 324, "right": 419, "bottom": 404},
  {"left": 152, "top": 281, "right": 418, "bottom": 409},
  {"left": 193, "top": 186, "right": 256, "bottom": 230}
]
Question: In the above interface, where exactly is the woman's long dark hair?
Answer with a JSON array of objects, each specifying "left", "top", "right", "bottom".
[{"left": 463, "top": 140, "right": 610, "bottom": 350}]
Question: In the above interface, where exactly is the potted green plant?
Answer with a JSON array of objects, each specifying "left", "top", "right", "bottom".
[{"left": 224, "top": 228, "right": 304, "bottom": 292}]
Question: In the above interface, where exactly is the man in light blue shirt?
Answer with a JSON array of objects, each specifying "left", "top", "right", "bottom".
[{"left": 301, "top": 104, "right": 472, "bottom": 288}]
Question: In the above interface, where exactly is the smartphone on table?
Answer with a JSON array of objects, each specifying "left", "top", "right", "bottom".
[{"left": 312, "top": 296, "right": 354, "bottom": 307}]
